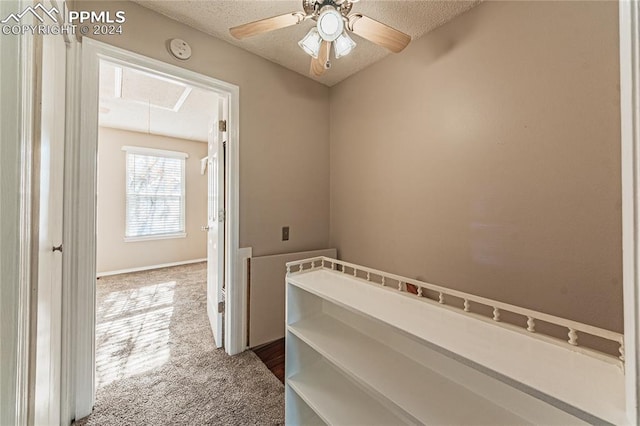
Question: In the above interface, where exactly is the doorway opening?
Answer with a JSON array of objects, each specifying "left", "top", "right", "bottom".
[
  {"left": 62, "top": 39, "right": 244, "bottom": 420},
  {"left": 94, "top": 59, "right": 226, "bottom": 390}
]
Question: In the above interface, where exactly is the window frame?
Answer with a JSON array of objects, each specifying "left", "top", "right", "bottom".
[{"left": 121, "top": 145, "right": 189, "bottom": 242}]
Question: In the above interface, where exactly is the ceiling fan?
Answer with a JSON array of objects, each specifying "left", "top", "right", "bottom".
[{"left": 229, "top": 0, "right": 411, "bottom": 77}]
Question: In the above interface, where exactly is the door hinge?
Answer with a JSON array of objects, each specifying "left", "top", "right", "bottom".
[
  {"left": 217, "top": 301, "right": 225, "bottom": 313},
  {"left": 218, "top": 120, "right": 227, "bottom": 132},
  {"left": 218, "top": 209, "right": 226, "bottom": 222}
]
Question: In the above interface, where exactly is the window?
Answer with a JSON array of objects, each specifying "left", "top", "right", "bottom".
[{"left": 122, "top": 146, "right": 189, "bottom": 241}]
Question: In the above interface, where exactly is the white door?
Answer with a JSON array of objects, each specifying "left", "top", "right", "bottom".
[
  {"left": 34, "top": 17, "right": 66, "bottom": 425},
  {"left": 206, "top": 99, "right": 227, "bottom": 348}
]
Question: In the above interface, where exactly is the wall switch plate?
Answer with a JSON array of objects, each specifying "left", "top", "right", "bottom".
[{"left": 282, "top": 226, "right": 290, "bottom": 241}]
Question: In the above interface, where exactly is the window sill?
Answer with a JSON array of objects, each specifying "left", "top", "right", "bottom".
[{"left": 124, "top": 232, "right": 187, "bottom": 243}]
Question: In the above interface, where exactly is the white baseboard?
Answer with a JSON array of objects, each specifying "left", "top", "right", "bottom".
[{"left": 97, "top": 258, "right": 207, "bottom": 278}]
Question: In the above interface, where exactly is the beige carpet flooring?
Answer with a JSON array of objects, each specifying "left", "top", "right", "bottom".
[{"left": 75, "top": 262, "right": 284, "bottom": 425}]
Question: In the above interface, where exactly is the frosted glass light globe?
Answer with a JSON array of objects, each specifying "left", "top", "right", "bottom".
[{"left": 317, "top": 9, "right": 344, "bottom": 42}]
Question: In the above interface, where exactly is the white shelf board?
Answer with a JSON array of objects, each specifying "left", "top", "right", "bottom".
[
  {"left": 287, "top": 360, "right": 407, "bottom": 426},
  {"left": 289, "top": 314, "right": 530, "bottom": 425},
  {"left": 287, "top": 269, "right": 626, "bottom": 425}
]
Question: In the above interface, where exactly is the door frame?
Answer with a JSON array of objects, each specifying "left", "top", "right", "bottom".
[{"left": 62, "top": 37, "right": 244, "bottom": 420}]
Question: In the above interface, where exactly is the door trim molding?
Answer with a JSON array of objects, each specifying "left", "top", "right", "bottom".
[
  {"left": 0, "top": 0, "right": 36, "bottom": 423},
  {"left": 620, "top": 0, "right": 640, "bottom": 424},
  {"left": 60, "top": 34, "right": 80, "bottom": 426},
  {"left": 61, "top": 35, "right": 97, "bottom": 422},
  {"left": 17, "top": 18, "right": 36, "bottom": 426},
  {"left": 62, "top": 37, "right": 243, "bottom": 419}
]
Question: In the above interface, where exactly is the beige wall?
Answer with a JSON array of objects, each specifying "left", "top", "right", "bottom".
[
  {"left": 329, "top": 1, "right": 622, "bottom": 332},
  {"left": 82, "top": 0, "right": 331, "bottom": 258},
  {"left": 96, "top": 127, "right": 208, "bottom": 273}
]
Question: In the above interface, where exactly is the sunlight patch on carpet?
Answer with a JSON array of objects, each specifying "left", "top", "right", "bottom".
[{"left": 96, "top": 281, "right": 175, "bottom": 387}]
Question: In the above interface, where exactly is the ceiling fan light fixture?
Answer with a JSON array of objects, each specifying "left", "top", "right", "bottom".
[
  {"left": 298, "top": 27, "right": 322, "bottom": 58},
  {"left": 334, "top": 31, "right": 356, "bottom": 59},
  {"left": 317, "top": 8, "right": 344, "bottom": 42}
]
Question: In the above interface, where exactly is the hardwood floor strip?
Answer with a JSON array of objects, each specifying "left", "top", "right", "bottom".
[{"left": 253, "top": 338, "right": 285, "bottom": 383}]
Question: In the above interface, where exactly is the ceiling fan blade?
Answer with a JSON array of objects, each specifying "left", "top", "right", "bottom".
[
  {"left": 310, "top": 41, "right": 331, "bottom": 77},
  {"left": 310, "top": 57, "right": 324, "bottom": 77},
  {"left": 348, "top": 14, "right": 411, "bottom": 53},
  {"left": 230, "top": 12, "right": 305, "bottom": 39}
]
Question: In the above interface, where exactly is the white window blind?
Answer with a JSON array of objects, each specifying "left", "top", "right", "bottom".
[{"left": 122, "top": 146, "right": 188, "bottom": 241}]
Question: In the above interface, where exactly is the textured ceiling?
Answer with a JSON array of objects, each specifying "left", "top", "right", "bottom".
[
  {"left": 99, "top": 60, "right": 217, "bottom": 142},
  {"left": 132, "top": 0, "right": 480, "bottom": 86}
]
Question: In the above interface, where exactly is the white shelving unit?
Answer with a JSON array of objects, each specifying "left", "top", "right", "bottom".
[{"left": 284, "top": 257, "right": 626, "bottom": 425}]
